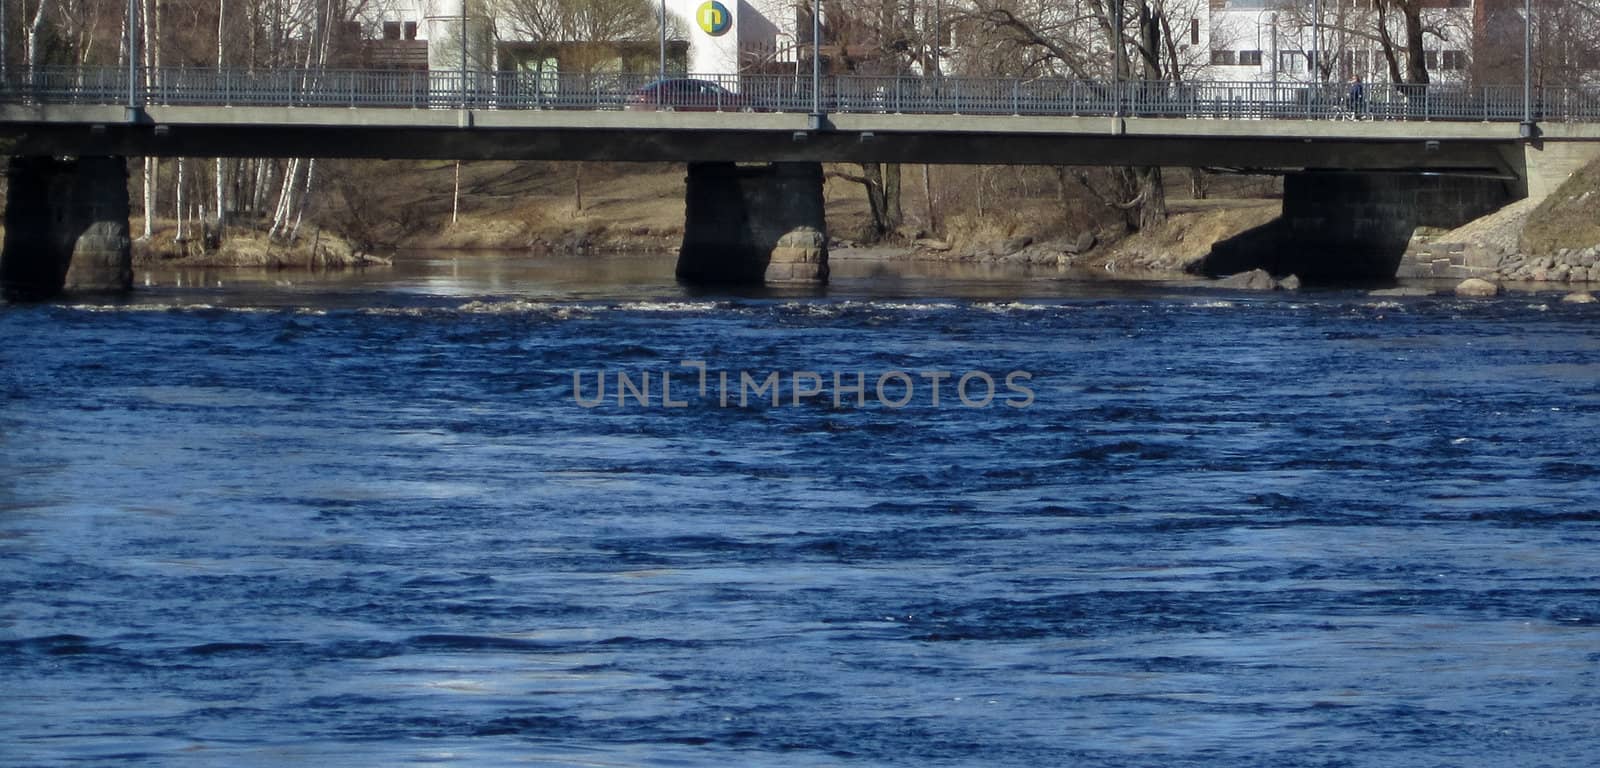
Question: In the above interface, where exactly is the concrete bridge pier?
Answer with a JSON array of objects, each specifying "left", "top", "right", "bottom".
[
  {"left": 1201, "top": 171, "right": 1514, "bottom": 281},
  {"left": 1, "top": 156, "right": 133, "bottom": 300},
  {"left": 676, "top": 162, "right": 829, "bottom": 286}
]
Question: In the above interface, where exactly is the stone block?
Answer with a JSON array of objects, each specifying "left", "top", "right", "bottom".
[{"left": 1455, "top": 278, "right": 1501, "bottom": 297}]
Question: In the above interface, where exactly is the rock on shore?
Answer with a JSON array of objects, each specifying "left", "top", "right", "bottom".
[
  {"left": 1489, "top": 247, "right": 1600, "bottom": 283},
  {"left": 1215, "top": 268, "right": 1300, "bottom": 291},
  {"left": 1454, "top": 278, "right": 1502, "bottom": 297},
  {"left": 1408, "top": 188, "right": 1600, "bottom": 284}
]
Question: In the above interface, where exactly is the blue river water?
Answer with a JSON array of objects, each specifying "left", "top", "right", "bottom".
[{"left": 3, "top": 253, "right": 1598, "bottom": 767}]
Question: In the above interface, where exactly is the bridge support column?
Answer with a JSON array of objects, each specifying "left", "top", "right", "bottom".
[
  {"left": 1200, "top": 171, "right": 1512, "bottom": 281},
  {"left": 676, "top": 162, "right": 829, "bottom": 285},
  {"left": 1, "top": 156, "right": 132, "bottom": 300}
]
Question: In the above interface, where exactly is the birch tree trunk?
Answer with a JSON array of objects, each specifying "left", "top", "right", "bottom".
[
  {"left": 175, "top": 158, "right": 186, "bottom": 242},
  {"left": 215, "top": 0, "right": 227, "bottom": 232},
  {"left": 142, "top": 162, "right": 157, "bottom": 237},
  {"left": 28, "top": 0, "right": 51, "bottom": 71},
  {"left": 268, "top": 0, "right": 331, "bottom": 242},
  {"left": 252, "top": 160, "right": 272, "bottom": 220},
  {"left": 270, "top": 158, "right": 300, "bottom": 239},
  {"left": 289, "top": 159, "right": 317, "bottom": 241}
]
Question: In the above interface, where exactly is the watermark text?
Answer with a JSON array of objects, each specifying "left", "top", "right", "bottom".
[{"left": 572, "top": 360, "right": 1034, "bottom": 409}]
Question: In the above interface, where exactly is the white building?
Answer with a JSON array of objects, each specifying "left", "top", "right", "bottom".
[
  {"left": 357, "top": 0, "right": 809, "bottom": 77},
  {"left": 664, "top": 0, "right": 795, "bottom": 75},
  {"left": 1196, "top": 0, "right": 1475, "bottom": 85},
  {"left": 358, "top": 0, "right": 1483, "bottom": 87}
]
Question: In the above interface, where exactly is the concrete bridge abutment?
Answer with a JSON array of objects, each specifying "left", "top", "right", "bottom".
[
  {"left": 676, "top": 162, "right": 828, "bottom": 286},
  {"left": 1, "top": 155, "right": 133, "bottom": 300},
  {"left": 1519, "top": 137, "right": 1600, "bottom": 202},
  {"left": 1200, "top": 171, "right": 1514, "bottom": 281}
]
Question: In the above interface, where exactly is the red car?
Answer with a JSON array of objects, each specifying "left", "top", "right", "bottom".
[{"left": 625, "top": 78, "right": 760, "bottom": 112}]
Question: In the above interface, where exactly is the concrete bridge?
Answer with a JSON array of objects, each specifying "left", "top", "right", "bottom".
[{"left": 4, "top": 68, "right": 1600, "bottom": 297}]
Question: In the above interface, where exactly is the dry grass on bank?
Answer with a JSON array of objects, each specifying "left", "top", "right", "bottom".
[
  {"left": 1521, "top": 155, "right": 1600, "bottom": 257},
  {"left": 1083, "top": 198, "right": 1283, "bottom": 274},
  {"left": 321, "top": 160, "right": 689, "bottom": 251},
  {"left": 340, "top": 162, "right": 1145, "bottom": 253},
  {"left": 131, "top": 219, "right": 383, "bottom": 269}
]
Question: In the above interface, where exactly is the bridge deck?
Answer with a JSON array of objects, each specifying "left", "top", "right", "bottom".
[{"left": 4, "top": 68, "right": 1595, "bottom": 174}]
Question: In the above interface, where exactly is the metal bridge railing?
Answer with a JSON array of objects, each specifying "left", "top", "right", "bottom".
[{"left": 5, "top": 66, "right": 1599, "bottom": 123}]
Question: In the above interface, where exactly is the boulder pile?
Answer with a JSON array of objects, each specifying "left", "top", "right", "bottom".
[{"left": 1485, "top": 246, "right": 1600, "bottom": 283}]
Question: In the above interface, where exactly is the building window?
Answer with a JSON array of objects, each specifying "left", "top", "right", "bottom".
[
  {"left": 1239, "top": 50, "right": 1262, "bottom": 66},
  {"left": 1190, "top": 18, "right": 1200, "bottom": 46},
  {"left": 383, "top": 21, "right": 401, "bottom": 40},
  {"left": 1279, "top": 51, "right": 1304, "bottom": 74},
  {"left": 1211, "top": 50, "right": 1237, "bottom": 66},
  {"left": 1339, "top": 49, "right": 1371, "bottom": 77},
  {"left": 1441, "top": 50, "right": 1467, "bottom": 70}
]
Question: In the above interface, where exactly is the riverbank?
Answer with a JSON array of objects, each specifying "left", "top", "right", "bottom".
[
  {"left": 1404, "top": 155, "right": 1600, "bottom": 286},
  {"left": 131, "top": 226, "right": 391, "bottom": 269},
  {"left": 876, "top": 198, "right": 1282, "bottom": 278},
  {"left": 300, "top": 161, "right": 1290, "bottom": 280}
]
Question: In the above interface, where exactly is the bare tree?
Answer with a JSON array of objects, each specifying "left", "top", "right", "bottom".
[
  {"left": 956, "top": 0, "right": 1172, "bottom": 230},
  {"left": 493, "top": 0, "right": 663, "bottom": 49},
  {"left": 1371, "top": 0, "right": 1427, "bottom": 85},
  {"left": 958, "top": 0, "right": 1100, "bottom": 78},
  {"left": 1533, "top": 0, "right": 1600, "bottom": 88},
  {"left": 814, "top": 0, "right": 941, "bottom": 238}
]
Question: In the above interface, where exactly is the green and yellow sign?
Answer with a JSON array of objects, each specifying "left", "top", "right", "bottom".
[{"left": 697, "top": 1, "right": 732, "bottom": 36}]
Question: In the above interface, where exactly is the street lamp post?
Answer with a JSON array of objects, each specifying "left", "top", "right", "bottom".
[
  {"left": 127, "top": 0, "right": 139, "bottom": 117},
  {"left": 1308, "top": 0, "right": 1321, "bottom": 118},
  {"left": 1271, "top": 17, "right": 1278, "bottom": 88},
  {"left": 1111, "top": 0, "right": 1121, "bottom": 117},
  {"left": 810, "top": 0, "right": 821, "bottom": 124},
  {"left": 2, "top": 0, "right": 9, "bottom": 87},
  {"left": 461, "top": 0, "right": 468, "bottom": 108},
  {"left": 659, "top": 0, "right": 667, "bottom": 80},
  {"left": 1311, "top": 0, "right": 1319, "bottom": 82},
  {"left": 1521, "top": 0, "right": 1534, "bottom": 137}
]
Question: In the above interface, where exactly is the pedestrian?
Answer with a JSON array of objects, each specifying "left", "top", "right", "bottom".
[{"left": 1347, "top": 75, "right": 1365, "bottom": 119}]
